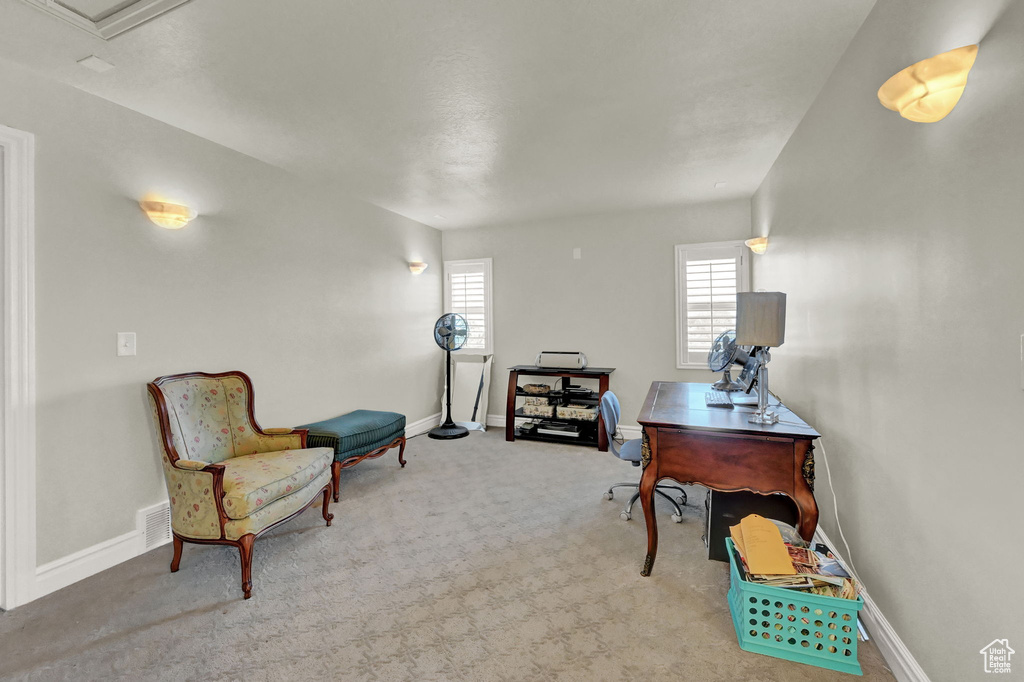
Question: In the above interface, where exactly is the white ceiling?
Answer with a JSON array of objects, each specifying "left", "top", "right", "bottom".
[{"left": 0, "top": 0, "right": 875, "bottom": 229}]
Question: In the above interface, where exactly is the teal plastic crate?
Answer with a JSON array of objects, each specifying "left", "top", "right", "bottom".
[{"left": 726, "top": 538, "right": 864, "bottom": 675}]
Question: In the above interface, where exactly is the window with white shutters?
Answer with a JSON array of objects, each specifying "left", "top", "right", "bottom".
[
  {"left": 675, "top": 241, "right": 749, "bottom": 368},
  {"left": 444, "top": 258, "right": 493, "bottom": 354}
]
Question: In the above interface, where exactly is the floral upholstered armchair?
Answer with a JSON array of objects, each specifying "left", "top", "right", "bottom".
[{"left": 147, "top": 370, "right": 335, "bottom": 599}]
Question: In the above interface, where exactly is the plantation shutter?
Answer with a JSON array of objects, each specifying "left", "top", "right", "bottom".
[
  {"left": 445, "top": 259, "right": 492, "bottom": 354},
  {"left": 675, "top": 243, "right": 748, "bottom": 368}
]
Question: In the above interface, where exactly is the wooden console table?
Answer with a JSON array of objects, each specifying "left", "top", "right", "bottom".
[
  {"left": 636, "top": 381, "right": 820, "bottom": 577},
  {"left": 505, "top": 365, "right": 615, "bottom": 451}
]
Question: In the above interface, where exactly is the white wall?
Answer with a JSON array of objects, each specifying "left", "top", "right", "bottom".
[
  {"left": 442, "top": 200, "right": 750, "bottom": 425},
  {"left": 0, "top": 60, "right": 443, "bottom": 565},
  {"left": 751, "top": 1, "right": 1023, "bottom": 678}
]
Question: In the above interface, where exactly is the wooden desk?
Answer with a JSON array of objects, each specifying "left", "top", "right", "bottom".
[{"left": 637, "top": 381, "right": 820, "bottom": 577}]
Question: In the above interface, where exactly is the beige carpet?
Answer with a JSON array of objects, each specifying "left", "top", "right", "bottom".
[{"left": 0, "top": 430, "right": 894, "bottom": 681}]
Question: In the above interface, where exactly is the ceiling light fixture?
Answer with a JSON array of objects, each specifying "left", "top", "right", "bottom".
[
  {"left": 139, "top": 200, "right": 197, "bottom": 230},
  {"left": 877, "top": 45, "right": 978, "bottom": 123},
  {"left": 409, "top": 261, "right": 428, "bottom": 275},
  {"left": 745, "top": 237, "right": 768, "bottom": 254}
]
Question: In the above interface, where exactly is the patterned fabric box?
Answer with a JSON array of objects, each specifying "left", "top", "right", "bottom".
[
  {"left": 556, "top": 404, "right": 598, "bottom": 421},
  {"left": 522, "top": 404, "right": 555, "bottom": 417},
  {"left": 524, "top": 396, "right": 550, "bottom": 406}
]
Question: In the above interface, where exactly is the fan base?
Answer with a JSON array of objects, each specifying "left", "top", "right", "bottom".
[
  {"left": 428, "top": 423, "right": 470, "bottom": 440},
  {"left": 711, "top": 376, "right": 744, "bottom": 392}
]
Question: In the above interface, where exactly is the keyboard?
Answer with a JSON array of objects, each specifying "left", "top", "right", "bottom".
[{"left": 704, "top": 390, "right": 734, "bottom": 409}]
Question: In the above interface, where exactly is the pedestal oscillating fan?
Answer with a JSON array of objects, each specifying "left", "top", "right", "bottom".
[{"left": 429, "top": 313, "right": 471, "bottom": 440}]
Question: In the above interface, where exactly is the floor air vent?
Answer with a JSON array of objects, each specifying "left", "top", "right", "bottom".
[{"left": 137, "top": 501, "right": 172, "bottom": 551}]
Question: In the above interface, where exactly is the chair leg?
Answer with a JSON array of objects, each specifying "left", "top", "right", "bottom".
[
  {"left": 655, "top": 488, "right": 684, "bottom": 517},
  {"left": 238, "top": 534, "right": 256, "bottom": 600},
  {"left": 656, "top": 484, "right": 688, "bottom": 506},
  {"left": 397, "top": 436, "right": 406, "bottom": 468},
  {"left": 170, "top": 535, "right": 183, "bottom": 573},
  {"left": 331, "top": 461, "right": 341, "bottom": 502},
  {"left": 322, "top": 485, "right": 334, "bottom": 526},
  {"left": 625, "top": 490, "right": 641, "bottom": 515},
  {"left": 606, "top": 482, "right": 641, "bottom": 496}
]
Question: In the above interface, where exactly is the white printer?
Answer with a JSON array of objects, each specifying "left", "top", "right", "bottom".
[{"left": 535, "top": 351, "right": 588, "bottom": 370}]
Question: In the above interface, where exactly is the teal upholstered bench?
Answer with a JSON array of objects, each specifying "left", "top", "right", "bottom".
[{"left": 299, "top": 410, "right": 406, "bottom": 501}]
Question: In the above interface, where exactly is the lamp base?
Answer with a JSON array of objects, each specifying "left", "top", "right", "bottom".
[
  {"left": 747, "top": 409, "right": 780, "bottom": 425},
  {"left": 428, "top": 423, "right": 470, "bottom": 440}
]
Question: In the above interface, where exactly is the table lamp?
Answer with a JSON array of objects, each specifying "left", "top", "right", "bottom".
[{"left": 736, "top": 292, "right": 786, "bottom": 424}]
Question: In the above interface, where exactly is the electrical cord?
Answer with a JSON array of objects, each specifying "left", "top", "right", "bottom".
[
  {"left": 816, "top": 438, "right": 861, "bottom": 582},
  {"left": 748, "top": 387, "right": 861, "bottom": 580}
]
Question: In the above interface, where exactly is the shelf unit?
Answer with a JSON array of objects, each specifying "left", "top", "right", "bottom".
[{"left": 504, "top": 365, "right": 615, "bottom": 451}]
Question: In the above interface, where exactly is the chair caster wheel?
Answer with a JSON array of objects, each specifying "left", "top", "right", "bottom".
[
  {"left": 604, "top": 492, "right": 614, "bottom": 501},
  {"left": 620, "top": 511, "right": 631, "bottom": 521},
  {"left": 671, "top": 514, "right": 683, "bottom": 523}
]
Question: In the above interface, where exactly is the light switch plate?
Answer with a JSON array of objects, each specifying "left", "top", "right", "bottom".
[
  {"left": 117, "top": 332, "right": 136, "bottom": 357},
  {"left": 1020, "top": 334, "right": 1023, "bottom": 390},
  {"left": 573, "top": 247, "right": 582, "bottom": 260}
]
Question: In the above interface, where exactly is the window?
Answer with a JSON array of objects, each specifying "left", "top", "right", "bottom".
[
  {"left": 444, "top": 258, "right": 493, "bottom": 355},
  {"left": 675, "top": 241, "right": 749, "bottom": 369}
]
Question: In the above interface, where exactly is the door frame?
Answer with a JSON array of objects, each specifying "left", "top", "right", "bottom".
[{"left": 0, "top": 124, "right": 36, "bottom": 610}]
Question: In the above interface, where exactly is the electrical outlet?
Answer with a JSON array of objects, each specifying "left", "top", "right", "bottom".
[{"left": 117, "top": 332, "right": 136, "bottom": 357}]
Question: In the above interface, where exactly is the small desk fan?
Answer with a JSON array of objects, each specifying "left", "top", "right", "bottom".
[
  {"left": 707, "top": 330, "right": 752, "bottom": 392},
  {"left": 429, "top": 313, "right": 471, "bottom": 440}
]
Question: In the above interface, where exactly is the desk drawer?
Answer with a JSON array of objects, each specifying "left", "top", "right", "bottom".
[{"left": 654, "top": 429, "right": 796, "bottom": 494}]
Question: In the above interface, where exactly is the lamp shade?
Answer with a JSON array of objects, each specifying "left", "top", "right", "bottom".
[
  {"left": 877, "top": 45, "right": 978, "bottom": 123},
  {"left": 736, "top": 292, "right": 786, "bottom": 347}
]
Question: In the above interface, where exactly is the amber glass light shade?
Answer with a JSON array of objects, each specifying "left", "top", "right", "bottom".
[
  {"left": 139, "top": 201, "right": 197, "bottom": 229},
  {"left": 877, "top": 45, "right": 978, "bottom": 123},
  {"left": 745, "top": 237, "right": 768, "bottom": 254}
]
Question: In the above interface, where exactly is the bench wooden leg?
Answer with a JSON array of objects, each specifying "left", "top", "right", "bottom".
[
  {"left": 331, "top": 461, "right": 341, "bottom": 502},
  {"left": 397, "top": 436, "right": 406, "bottom": 468}
]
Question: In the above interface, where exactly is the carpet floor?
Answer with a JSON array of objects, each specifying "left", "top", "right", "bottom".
[{"left": 0, "top": 429, "right": 895, "bottom": 681}]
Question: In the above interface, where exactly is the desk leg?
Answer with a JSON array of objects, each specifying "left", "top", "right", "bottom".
[
  {"left": 505, "top": 371, "right": 518, "bottom": 442},
  {"left": 792, "top": 440, "right": 819, "bottom": 542},
  {"left": 639, "top": 429, "right": 658, "bottom": 577}
]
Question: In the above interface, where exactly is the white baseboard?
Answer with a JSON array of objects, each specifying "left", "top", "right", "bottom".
[
  {"left": 617, "top": 424, "right": 642, "bottom": 440},
  {"left": 814, "top": 528, "right": 929, "bottom": 682},
  {"left": 33, "top": 530, "right": 142, "bottom": 601},
  {"left": 487, "top": 413, "right": 505, "bottom": 428},
  {"left": 407, "top": 412, "right": 442, "bottom": 436}
]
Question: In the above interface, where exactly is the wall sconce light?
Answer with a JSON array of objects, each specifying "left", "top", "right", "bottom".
[
  {"left": 877, "top": 44, "right": 978, "bottom": 123},
  {"left": 139, "top": 200, "right": 197, "bottom": 229},
  {"left": 745, "top": 237, "right": 768, "bottom": 254},
  {"left": 408, "top": 261, "right": 428, "bottom": 275}
]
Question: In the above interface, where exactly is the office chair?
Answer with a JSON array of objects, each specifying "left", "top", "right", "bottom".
[{"left": 600, "top": 391, "right": 687, "bottom": 522}]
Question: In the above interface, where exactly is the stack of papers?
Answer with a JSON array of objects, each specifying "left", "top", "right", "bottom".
[{"left": 730, "top": 514, "right": 859, "bottom": 600}]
